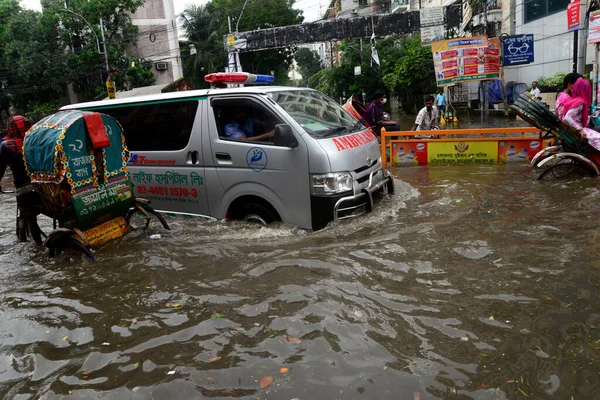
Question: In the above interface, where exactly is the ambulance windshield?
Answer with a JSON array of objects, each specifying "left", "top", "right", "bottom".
[{"left": 269, "top": 90, "right": 365, "bottom": 138}]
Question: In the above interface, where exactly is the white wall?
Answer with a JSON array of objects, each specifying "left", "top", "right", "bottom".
[
  {"left": 128, "top": 0, "right": 183, "bottom": 85},
  {"left": 504, "top": 0, "right": 588, "bottom": 84}
]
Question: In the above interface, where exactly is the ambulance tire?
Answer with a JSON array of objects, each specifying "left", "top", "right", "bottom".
[{"left": 236, "top": 203, "right": 278, "bottom": 226}]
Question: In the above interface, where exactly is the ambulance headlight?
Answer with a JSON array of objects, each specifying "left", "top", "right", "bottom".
[{"left": 311, "top": 172, "right": 353, "bottom": 196}]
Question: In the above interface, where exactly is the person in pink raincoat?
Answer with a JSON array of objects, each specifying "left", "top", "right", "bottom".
[{"left": 561, "top": 78, "right": 600, "bottom": 152}]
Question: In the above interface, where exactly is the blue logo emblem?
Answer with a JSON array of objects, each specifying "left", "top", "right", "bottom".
[{"left": 246, "top": 147, "right": 268, "bottom": 172}]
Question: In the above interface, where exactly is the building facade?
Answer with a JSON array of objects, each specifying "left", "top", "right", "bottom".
[
  {"left": 127, "top": 0, "right": 183, "bottom": 86},
  {"left": 504, "top": 0, "right": 589, "bottom": 85}
]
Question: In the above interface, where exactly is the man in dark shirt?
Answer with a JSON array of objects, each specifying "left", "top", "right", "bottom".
[
  {"left": 365, "top": 89, "right": 400, "bottom": 136},
  {"left": 0, "top": 115, "right": 43, "bottom": 244}
]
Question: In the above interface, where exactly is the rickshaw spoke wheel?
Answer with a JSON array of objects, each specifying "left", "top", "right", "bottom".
[
  {"left": 126, "top": 209, "right": 151, "bottom": 231},
  {"left": 537, "top": 160, "right": 593, "bottom": 180}
]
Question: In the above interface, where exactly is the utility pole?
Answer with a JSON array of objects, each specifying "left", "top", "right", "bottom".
[
  {"left": 499, "top": 34, "right": 509, "bottom": 116},
  {"left": 482, "top": 0, "right": 489, "bottom": 121},
  {"left": 594, "top": 43, "right": 599, "bottom": 104},
  {"left": 573, "top": 29, "right": 579, "bottom": 72},
  {"left": 99, "top": 18, "right": 110, "bottom": 76}
]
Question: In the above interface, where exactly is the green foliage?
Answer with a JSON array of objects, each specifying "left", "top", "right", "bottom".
[
  {"left": 0, "top": 0, "right": 145, "bottom": 111},
  {"left": 313, "top": 39, "right": 389, "bottom": 102},
  {"left": 293, "top": 48, "right": 323, "bottom": 86},
  {"left": 112, "top": 57, "right": 156, "bottom": 90},
  {"left": 382, "top": 34, "right": 437, "bottom": 111},
  {"left": 16, "top": 100, "right": 60, "bottom": 123},
  {"left": 180, "top": 0, "right": 304, "bottom": 87},
  {"left": 311, "top": 34, "right": 436, "bottom": 111},
  {"left": 180, "top": 4, "right": 223, "bottom": 88},
  {"left": 536, "top": 72, "right": 568, "bottom": 90}
]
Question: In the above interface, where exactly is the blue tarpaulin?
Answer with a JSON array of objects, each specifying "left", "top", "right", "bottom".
[{"left": 479, "top": 80, "right": 528, "bottom": 107}]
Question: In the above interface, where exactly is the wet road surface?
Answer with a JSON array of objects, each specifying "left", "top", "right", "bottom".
[{"left": 1, "top": 164, "right": 600, "bottom": 399}]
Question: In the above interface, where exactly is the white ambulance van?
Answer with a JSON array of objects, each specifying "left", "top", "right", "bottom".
[{"left": 61, "top": 73, "right": 394, "bottom": 230}]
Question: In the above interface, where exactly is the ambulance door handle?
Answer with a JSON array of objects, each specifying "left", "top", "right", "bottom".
[
  {"left": 187, "top": 151, "right": 199, "bottom": 164},
  {"left": 215, "top": 152, "right": 231, "bottom": 161}
]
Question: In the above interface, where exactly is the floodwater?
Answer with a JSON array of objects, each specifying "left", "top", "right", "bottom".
[
  {"left": 1, "top": 164, "right": 600, "bottom": 400},
  {"left": 392, "top": 113, "right": 529, "bottom": 131}
]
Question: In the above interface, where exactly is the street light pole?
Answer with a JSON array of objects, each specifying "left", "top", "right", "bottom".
[
  {"left": 99, "top": 17, "right": 110, "bottom": 75},
  {"left": 59, "top": 9, "right": 109, "bottom": 75}
]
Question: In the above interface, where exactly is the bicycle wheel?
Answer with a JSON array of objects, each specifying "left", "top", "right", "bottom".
[{"left": 537, "top": 159, "right": 594, "bottom": 180}]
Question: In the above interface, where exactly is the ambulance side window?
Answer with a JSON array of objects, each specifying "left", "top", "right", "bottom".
[
  {"left": 212, "top": 99, "right": 281, "bottom": 144},
  {"left": 96, "top": 100, "right": 199, "bottom": 151}
]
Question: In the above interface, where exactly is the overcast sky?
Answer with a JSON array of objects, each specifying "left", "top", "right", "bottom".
[{"left": 20, "top": 0, "right": 323, "bottom": 22}]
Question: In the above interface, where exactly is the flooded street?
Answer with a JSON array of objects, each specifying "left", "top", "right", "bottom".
[
  {"left": 1, "top": 164, "right": 600, "bottom": 399},
  {"left": 392, "top": 113, "right": 529, "bottom": 131}
]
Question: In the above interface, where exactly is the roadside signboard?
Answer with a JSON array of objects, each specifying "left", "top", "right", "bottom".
[
  {"left": 502, "top": 34, "right": 534, "bottom": 65},
  {"left": 432, "top": 36, "right": 500, "bottom": 86},
  {"left": 567, "top": 0, "right": 581, "bottom": 32},
  {"left": 420, "top": 7, "right": 444, "bottom": 45},
  {"left": 421, "top": 26, "right": 445, "bottom": 45},
  {"left": 420, "top": 7, "right": 443, "bottom": 26},
  {"left": 589, "top": 10, "right": 600, "bottom": 43}
]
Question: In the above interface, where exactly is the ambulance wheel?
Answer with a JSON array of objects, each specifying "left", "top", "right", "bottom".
[{"left": 235, "top": 203, "right": 278, "bottom": 226}]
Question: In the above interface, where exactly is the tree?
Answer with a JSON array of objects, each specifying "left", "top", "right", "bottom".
[
  {"left": 180, "top": 0, "right": 304, "bottom": 87},
  {"left": 382, "top": 34, "right": 436, "bottom": 112},
  {"left": 0, "top": 0, "right": 147, "bottom": 116},
  {"left": 294, "top": 47, "right": 322, "bottom": 87},
  {"left": 2, "top": 7, "right": 64, "bottom": 110},
  {"left": 180, "top": 4, "right": 224, "bottom": 88},
  {"left": 313, "top": 39, "right": 387, "bottom": 102}
]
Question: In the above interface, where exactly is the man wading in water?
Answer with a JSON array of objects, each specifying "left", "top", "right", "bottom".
[
  {"left": 412, "top": 95, "right": 439, "bottom": 135},
  {"left": 0, "top": 115, "right": 43, "bottom": 244}
]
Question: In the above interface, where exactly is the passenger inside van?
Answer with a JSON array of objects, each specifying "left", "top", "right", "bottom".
[{"left": 223, "top": 107, "right": 276, "bottom": 141}]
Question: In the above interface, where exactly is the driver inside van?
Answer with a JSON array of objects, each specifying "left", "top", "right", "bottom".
[{"left": 224, "top": 107, "right": 275, "bottom": 141}]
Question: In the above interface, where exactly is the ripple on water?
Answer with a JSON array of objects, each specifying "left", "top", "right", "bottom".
[{"left": 1, "top": 166, "right": 600, "bottom": 398}]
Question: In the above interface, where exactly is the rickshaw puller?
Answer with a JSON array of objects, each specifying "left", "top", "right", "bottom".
[{"left": 0, "top": 115, "right": 43, "bottom": 244}]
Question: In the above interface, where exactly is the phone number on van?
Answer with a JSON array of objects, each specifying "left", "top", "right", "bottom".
[{"left": 137, "top": 186, "right": 198, "bottom": 198}]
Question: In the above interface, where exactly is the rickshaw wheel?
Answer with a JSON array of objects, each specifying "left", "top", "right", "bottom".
[{"left": 537, "top": 159, "right": 594, "bottom": 180}]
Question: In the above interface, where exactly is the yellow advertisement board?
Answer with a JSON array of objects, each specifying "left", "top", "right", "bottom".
[
  {"left": 432, "top": 36, "right": 500, "bottom": 86},
  {"left": 428, "top": 141, "right": 498, "bottom": 165}
]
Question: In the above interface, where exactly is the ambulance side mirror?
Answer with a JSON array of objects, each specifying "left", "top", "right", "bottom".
[{"left": 274, "top": 124, "right": 298, "bottom": 148}]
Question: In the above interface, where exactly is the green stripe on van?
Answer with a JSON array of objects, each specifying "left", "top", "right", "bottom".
[{"left": 80, "top": 96, "right": 208, "bottom": 110}]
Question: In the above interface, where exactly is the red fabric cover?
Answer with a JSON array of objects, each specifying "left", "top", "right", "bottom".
[
  {"left": 83, "top": 113, "right": 110, "bottom": 149},
  {"left": 7, "top": 115, "right": 31, "bottom": 138}
]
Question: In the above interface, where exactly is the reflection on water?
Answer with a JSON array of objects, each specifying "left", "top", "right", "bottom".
[{"left": 1, "top": 165, "right": 600, "bottom": 399}]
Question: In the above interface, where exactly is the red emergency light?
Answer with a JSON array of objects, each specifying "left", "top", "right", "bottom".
[{"left": 204, "top": 72, "right": 275, "bottom": 85}]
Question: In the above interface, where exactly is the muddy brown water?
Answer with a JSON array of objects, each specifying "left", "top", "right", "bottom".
[
  {"left": 1, "top": 163, "right": 600, "bottom": 400},
  {"left": 392, "top": 113, "right": 529, "bottom": 131}
]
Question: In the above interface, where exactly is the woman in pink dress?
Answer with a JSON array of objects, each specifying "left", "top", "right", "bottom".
[
  {"left": 561, "top": 77, "right": 600, "bottom": 151},
  {"left": 555, "top": 72, "right": 582, "bottom": 120}
]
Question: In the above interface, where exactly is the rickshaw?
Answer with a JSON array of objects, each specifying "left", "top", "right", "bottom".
[
  {"left": 342, "top": 94, "right": 398, "bottom": 139},
  {"left": 511, "top": 92, "right": 600, "bottom": 180},
  {"left": 343, "top": 95, "right": 372, "bottom": 129},
  {"left": 23, "top": 110, "right": 169, "bottom": 259}
]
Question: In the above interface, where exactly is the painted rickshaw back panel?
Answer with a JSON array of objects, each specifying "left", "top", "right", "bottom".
[{"left": 23, "top": 110, "right": 134, "bottom": 232}]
